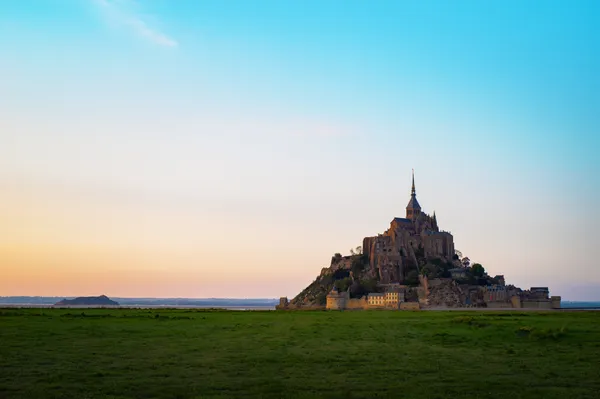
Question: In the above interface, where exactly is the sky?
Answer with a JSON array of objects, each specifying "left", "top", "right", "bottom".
[{"left": 0, "top": 0, "right": 598, "bottom": 300}]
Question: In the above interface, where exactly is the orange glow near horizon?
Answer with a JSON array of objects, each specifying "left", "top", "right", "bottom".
[
  {"left": 0, "top": 183, "right": 320, "bottom": 298},
  {"left": 0, "top": 170, "right": 597, "bottom": 300}
]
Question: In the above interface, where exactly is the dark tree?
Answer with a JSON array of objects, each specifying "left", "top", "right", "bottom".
[
  {"left": 360, "top": 278, "right": 379, "bottom": 293},
  {"left": 471, "top": 263, "right": 485, "bottom": 277},
  {"left": 332, "top": 269, "right": 350, "bottom": 280},
  {"left": 405, "top": 270, "right": 420, "bottom": 286},
  {"left": 334, "top": 277, "right": 353, "bottom": 292},
  {"left": 351, "top": 256, "right": 366, "bottom": 276},
  {"left": 415, "top": 244, "right": 425, "bottom": 258},
  {"left": 349, "top": 281, "right": 366, "bottom": 298}
]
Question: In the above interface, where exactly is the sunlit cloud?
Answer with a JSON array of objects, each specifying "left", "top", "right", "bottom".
[{"left": 92, "top": 0, "right": 178, "bottom": 47}]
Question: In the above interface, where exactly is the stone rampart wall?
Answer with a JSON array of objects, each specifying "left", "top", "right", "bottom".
[
  {"left": 400, "top": 302, "right": 420, "bottom": 310},
  {"left": 486, "top": 302, "right": 512, "bottom": 309},
  {"left": 510, "top": 296, "right": 522, "bottom": 308},
  {"left": 326, "top": 296, "right": 346, "bottom": 310},
  {"left": 522, "top": 300, "right": 552, "bottom": 309},
  {"left": 346, "top": 298, "right": 369, "bottom": 310}
]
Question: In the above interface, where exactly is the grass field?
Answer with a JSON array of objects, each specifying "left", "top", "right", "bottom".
[{"left": 1, "top": 309, "right": 599, "bottom": 399}]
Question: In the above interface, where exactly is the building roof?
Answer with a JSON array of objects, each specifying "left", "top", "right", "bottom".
[
  {"left": 486, "top": 285, "right": 507, "bottom": 291},
  {"left": 386, "top": 287, "right": 405, "bottom": 293},
  {"left": 393, "top": 217, "right": 411, "bottom": 224},
  {"left": 406, "top": 195, "right": 421, "bottom": 210}
]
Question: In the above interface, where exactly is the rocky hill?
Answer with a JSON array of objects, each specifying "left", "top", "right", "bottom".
[
  {"left": 54, "top": 295, "right": 120, "bottom": 306},
  {"left": 288, "top": 174, "right": 509, "bottom": 309},
  {"left": 289, "top": 249, "right": 503, "bottom": 308}
]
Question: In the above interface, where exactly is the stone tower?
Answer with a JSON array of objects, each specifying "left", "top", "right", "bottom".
[{"left": 406, "top": 170, "right": 421, "bottom": 221}]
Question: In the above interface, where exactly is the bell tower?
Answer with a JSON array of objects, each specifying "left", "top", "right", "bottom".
[{"left": 406, "top": 169, "right": 421, "bottom": 221}]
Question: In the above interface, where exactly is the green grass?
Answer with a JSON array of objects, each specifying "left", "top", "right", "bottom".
[{"left": 1, "top": 309, "right": 599, "bottom": 398}]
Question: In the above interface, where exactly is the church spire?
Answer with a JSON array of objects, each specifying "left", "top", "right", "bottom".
[{"left": 406, "top": 169, "right": 421, "bottom": 220}]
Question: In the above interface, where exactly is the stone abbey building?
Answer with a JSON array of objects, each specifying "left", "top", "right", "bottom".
[{"left": 362, "top": 171, "right": 454, "bottom": 284}]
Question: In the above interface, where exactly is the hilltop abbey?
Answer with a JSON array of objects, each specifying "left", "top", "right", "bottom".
[
  {"left": 362, "top": 171, "right": 454, "bottom": 284},
  {"left": 279, "top": 171, "right": 561, "bottom": 311}
]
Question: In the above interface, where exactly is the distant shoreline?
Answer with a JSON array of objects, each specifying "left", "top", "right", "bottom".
[
  {"left": 0, "top": 297, "right": 280, "bottom": 308},
  {"left": 1, "top": 299, "right": 598, "bottom": 311},
  {"left": 0, "top": 304, "right": 277, "bottom": 310},
  {"left": 3, "top": 305, "right": 600, "bottom": 312}
]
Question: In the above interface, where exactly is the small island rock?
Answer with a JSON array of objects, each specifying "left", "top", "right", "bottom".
[{"left": 54, "top": 295, "right": 120, "bottom": 306}]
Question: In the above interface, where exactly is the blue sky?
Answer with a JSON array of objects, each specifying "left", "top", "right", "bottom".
[{"left": 0, "top": 0, "right": 598, "bottom": 299}]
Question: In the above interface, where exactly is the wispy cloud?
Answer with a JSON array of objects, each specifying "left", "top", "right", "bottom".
[{"left": 92, "top": 0, "right": 178, "bottom": 47}]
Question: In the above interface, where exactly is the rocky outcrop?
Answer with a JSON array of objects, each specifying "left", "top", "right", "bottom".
[
  {"left": 289, "top": 274, "right": 335, "bottom": 307},
  {"left": 426, "top": 279, "right": 464, "bottom": 308},
  {"left": 290, "top": 255, "right": 373, "bottom": 307},
  {"left": 377, "top": 256, "right": 403, "bottom": 284}
]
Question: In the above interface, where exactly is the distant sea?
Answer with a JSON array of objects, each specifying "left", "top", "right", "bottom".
[
  {"left": 0, "top": 297, "right": 279, "bottom": 310},
  {"left": 560, "top": 301, "right": 600, "bottom": 309}
]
